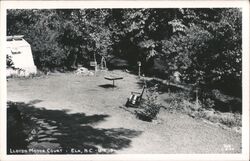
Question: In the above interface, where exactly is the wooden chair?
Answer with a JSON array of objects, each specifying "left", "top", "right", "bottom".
[{"left": 125, "top": 85, "right": 146, "bottom": 107}]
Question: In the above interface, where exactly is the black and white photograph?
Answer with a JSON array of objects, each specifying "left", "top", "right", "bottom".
[{"left": 0, "top": 1, "right": 249, "bottom": 161}]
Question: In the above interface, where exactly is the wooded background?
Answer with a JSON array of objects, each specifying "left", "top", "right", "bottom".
[{"left": 7, "top": 8, "right": 242, "bottom": 97}]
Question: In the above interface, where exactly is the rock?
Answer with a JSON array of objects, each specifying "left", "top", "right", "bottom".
[
  {"left": 203, "top": 110, "right": 215, "bottom": 119},
  {"left": 152, "top": 118, "right": 162, "bottom": 124},
  {"left": 38, "top": 137, "right": 57, "bottom": 142},
  {"left": 37, "top": 134, "right": 47, "bottom": 138},
  {"left": 46, "top": 126, "right": 58, "bottom": 130},
  {"left": 75, "top": 67, "right": 89, "bottom": 75},
  {"left": 88, "top": 71, "right": 94, "bottom": 76},
  {"left": 31, "top": 129, "right": 37, "bottom": 135}
]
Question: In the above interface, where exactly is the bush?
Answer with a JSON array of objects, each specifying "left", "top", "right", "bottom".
[
  {"left": 7, "top": 55, "right": 14, "bottom": 68},
  {"left": 202, "top": 98, "right": 215, "bottom": 109},
  {"left": 135, "top": 84, "right": 162, "bottom": 122},
  {"left": 164, "top": 91, "right": 195, "bottom": 111}
]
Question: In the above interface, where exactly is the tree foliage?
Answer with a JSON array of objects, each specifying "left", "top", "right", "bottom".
[{"left": 7, "top": 8, "right": 242, "bottom": 95}]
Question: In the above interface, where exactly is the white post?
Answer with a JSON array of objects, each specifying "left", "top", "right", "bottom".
[
  {"left": 196, "top": 89, "right": 199, "bottom": 109},
  {"left": 138, "top": 61, "right": 141, "bottom": 78},
  {"left": 94, "top": 54, "right": 97, "bottom": 76}
]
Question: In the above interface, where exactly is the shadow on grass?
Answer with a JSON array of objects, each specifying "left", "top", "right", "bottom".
[
  {"left": 98, "top": 84, "right": 116, "bottom": 88},
  {"left": 7, "top": 101, "right": 142, "bottom": 154}
]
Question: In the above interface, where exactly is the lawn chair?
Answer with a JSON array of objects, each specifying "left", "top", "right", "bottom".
[{"left": 125, "top": 85, "right": 146, "bottom": 107}]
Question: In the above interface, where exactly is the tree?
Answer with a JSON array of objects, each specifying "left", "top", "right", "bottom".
[
  {"left": 7, "top": 8, "right": 242, "bottom": 96},
  {"left": 160, "top": 8, "right": 242, "bottom": 96}
]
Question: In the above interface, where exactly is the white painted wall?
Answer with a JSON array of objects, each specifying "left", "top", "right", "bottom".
[{"left": 6, "top": 38, "right": 37, "bottom": 76}]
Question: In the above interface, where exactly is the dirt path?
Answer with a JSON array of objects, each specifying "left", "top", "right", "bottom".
[{"left": 7, "top": 71, "right": 241, "bottom": 154}]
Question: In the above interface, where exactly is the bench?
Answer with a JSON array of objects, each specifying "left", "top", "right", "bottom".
[{"left": 104, "top": 76, "right": 123, "bottom": 87}]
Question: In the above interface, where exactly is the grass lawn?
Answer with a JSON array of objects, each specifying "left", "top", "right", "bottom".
[{"left": 7, "top": 70, "right": 241, "bottom": 154}]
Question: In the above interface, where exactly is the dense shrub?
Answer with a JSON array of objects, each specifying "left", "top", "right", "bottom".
[
  {"left": 6, "top": 55, "right": 14, "bottom": 68},
  {"left": 135, "top": 85, "right": 162, "bottom": 122}
]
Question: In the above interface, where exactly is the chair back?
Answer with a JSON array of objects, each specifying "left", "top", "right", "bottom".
[{"left": 140, "top": 85, "right": 146, "bottom": 98}]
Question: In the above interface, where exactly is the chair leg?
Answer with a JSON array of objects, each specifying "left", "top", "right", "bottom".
[{"left": 125, "top": 98, "right": 130, "bottom": 107}]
